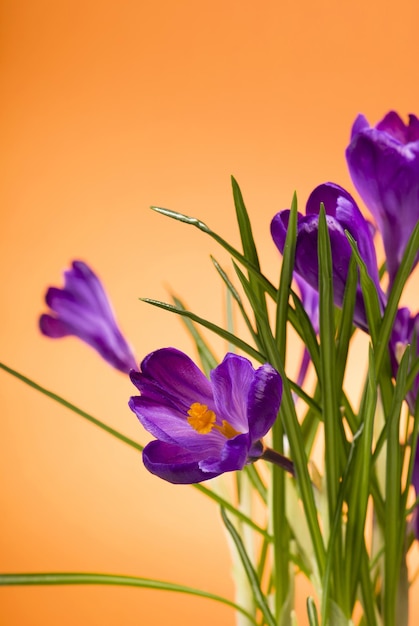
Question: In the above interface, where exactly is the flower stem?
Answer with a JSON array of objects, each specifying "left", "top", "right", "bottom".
[{"left": 260, "top": 447, "right": 295, "bottom": 477}]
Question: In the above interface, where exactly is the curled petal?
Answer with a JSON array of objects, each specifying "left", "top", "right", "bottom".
[
  {"left": 246, "top": 363, "right": 282, "bottom": 442},
  {"left": 346, "top": 112, "right": 419, "bottom": 284},
  {"left": 133, "top": 347, "right": 213, "bottom": 411},
  {"left": 210, "top": 354, "right": 255, "bottom": 433},
  {"left": 198, "top": 434, "right": 250, "bottom": 474},
  {"left": 142, "top": 440, "right": 220, "bottom": 484},
  {"left": 39, "top": 261, "right": 136, "bottom": 374}
]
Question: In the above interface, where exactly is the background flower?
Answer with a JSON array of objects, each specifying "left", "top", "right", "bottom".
[
  {"left": 39, "top": 260, "right": 137, "bottom": 374},
  {"left": 129, "top": 348, "right": 282, "bottom": 483},
  {"left": 271, "top": 182, "right": 385, "bottom": 332},
  {"left": 346, "top": 111, "right": 419, "bottom": 286}
]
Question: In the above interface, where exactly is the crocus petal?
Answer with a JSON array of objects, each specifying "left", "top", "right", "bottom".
[
  {"left": 210, "top": 354, "right": 255, "bottom": 433},
  {"left": 129, "top": 395, "right": 223, "bottom": 455},
  {"left": 39, "top": 314, "right": 71, "bottom": 338},
  {"left": 306, "top": 183, "right": 381, "bottom": 292},
  {"left": 246, "top": 363, "right": 282, "bottom": 442},
  {"left": 294, "top": 275, "right": 320, "bottom": 334},
  {"left": 142, "top": 440, "right": 220, "bottom": 484},
  {"left": 64, "top": 261, "right": 118, "bottom": 325},
  {"left": 271, "top": 183, "right": 384, "bottom": 332},
  {"left": 346, "top": 112, "right": 419, "bottom": 285},
  {"left": 198, "top": 433, "right": 250, "bottom": 474},
  {"left": 134, "top": 348, "right": 213, "bottom": 411},
  {"left": 39, "top": 260, "right": 136, "bottom": 374},
  {"left": 129, "top": 348, "right": 283, "bottom": 484}
]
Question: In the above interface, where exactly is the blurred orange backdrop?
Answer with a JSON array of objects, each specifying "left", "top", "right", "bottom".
[{"left": 1, "top": 0, "right": 419, "bottom": 624}]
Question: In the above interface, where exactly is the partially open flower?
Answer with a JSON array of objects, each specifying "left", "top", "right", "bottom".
[
  {"left": 346, "top": 111, "right": 419, "bottom": 286},
  {"left": 129, "top": 348, "right": 282, "bottom": 484},
  {"left": 271, "top": 182, "right": 385, "bottom": 332},
  {"left": 39, "top": 260, "right": 136, "bottom": 374}
]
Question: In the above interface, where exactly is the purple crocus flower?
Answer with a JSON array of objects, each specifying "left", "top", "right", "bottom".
[
  {"left": 346, "top": 111, "right": 419, "bottom": 286},
  {"left": 271, "top": 182, "right": 385, "bottom": 332},
  {"left": 39, "top": 260, "right": 137, "bottom": 374},
  {"left": 129, "top": 348, "right": 282, "bottom": 484}
]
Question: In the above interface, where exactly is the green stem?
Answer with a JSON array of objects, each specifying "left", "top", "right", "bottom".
[
  {"left": 0, "top": 362, "right": 143, "bottom": 452},
  {"left": 0, "top": 573, "right": 258, "bottom": 624},
  {"left": 0, "top": 362, "right": 271, "bottom": 541},
  {"left": 260, "top": 447, "right": 295, "bottom": 477}
]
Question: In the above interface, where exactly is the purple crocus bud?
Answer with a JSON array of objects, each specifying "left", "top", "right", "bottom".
[
  {"left": 39, "top": 260, "right": 137, "bottom": 374},
  {"left": 346, "top": 111, "right": 419, "bottom": 286},
  {"left": 271, "top": 183, "right": 385, "bottom": 332},
  {"left": 129, "top": 348, "right": 282, "bottom": 484}
]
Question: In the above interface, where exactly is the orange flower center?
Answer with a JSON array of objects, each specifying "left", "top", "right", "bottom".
[{"left": 187, "top": 402, "right": 241, "bottom": 439}]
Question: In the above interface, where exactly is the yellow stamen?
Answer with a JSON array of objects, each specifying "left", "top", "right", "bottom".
[
  {"left": 214, "top": 420, "right": 241, "bottom": 439},
  {"left": 187, "top": 403, "right": 241, "bottom": 439},
  {"left": 187, "top": 403, "right": 216, "bottom": 434}
]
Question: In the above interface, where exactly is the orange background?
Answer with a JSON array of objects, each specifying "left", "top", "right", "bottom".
[{"left": 1, "top": 1, "right": 419, "bottom": 624}]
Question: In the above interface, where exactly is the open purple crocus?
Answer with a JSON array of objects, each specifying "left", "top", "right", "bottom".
[
  {"left": 271, "top": 182, "right": 385, "bottom": 332},
  {"left": 129, "top": 348, "right": 282, "bottom": 484},
  {"left": 346, "top": 111, "right": 419, "bottom": 286},
  {"left": 39, "top": 260, "right": 137, "bottom": 374}
]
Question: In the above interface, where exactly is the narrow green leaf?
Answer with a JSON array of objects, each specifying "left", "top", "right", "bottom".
[
  {"left": 375, "top": 221, "right": 419, "bottom": 377},
  {"left": 306, "top": 597, "right": 320, "bottom": 626},
  {"left": 275, "top": 192, "right": 298, "bottom": 360},
  {"left": 0, "top": 362, "right": 144, "bottom": 452},
  {"left": 150, "top": 205, "right": 277, "bottom": 299},
  {"left": 210, "top": 256, "right": 260, "bottom": 348},
  {"left": 245, "top": 464, "right": 267, "bottom": 505},
  {"left": 0, "top": 362, "right": 271, "bottom": 541},
  {"left": 345, "top": 346, "right": 377, "bottom": 607},
  {"left": 171, "top": 294, "right": 218, "bottom": 374},
  {"left": 266, "top": 356, "right": 326, "bottom": 578},
  {"left": 358, "top": 544, "right": 378, "bottom": 626},
  {"left": 384, "top": 346, "right": 411, "bottom": 626},
  {"left": 234, "top": 249, "right": 292, "bottom": 617},
  {"left": 335, "top": 255, "right": 357, "bottom": 392},
  {"left": 231, "top": 176, "right": 261, "bottom": 272},
  {"left": 318, "top": 207, "right": 346, "bottom": 612},
  {"left": 400, "top": 396, "right": 419, "bottom": 540},
  {"left": 140, "top": 298, "right": 264, "bottom": 362},
  {"left": 0, "top": 572, "right": 257, "bottom": 623},
  {"left": 289, "top": 381, "right": 322, "bottom": 416},
  {"left": 221, "top": 508, "right": 277, "bottom": 626},
  {"left": 320, "top": 421, "right": 365, "bottom": 623},
  {"left": 345, "top": 231, "right": 382, "bottom": 345},
  {"left": 271, "top": 193, "right": 299, "bottom": 621},
  {"left": 290, "top": 289, "right": 320, "bottom": 378},
  {"left": 346, "top": 230, "right": 393, "bottom": 416}
]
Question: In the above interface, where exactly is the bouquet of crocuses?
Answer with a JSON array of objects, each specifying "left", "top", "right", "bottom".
[{"left": 2, "top": 110, "right": 419, "bottom": 626}]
